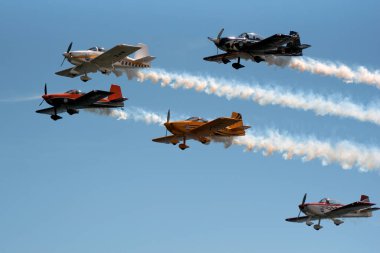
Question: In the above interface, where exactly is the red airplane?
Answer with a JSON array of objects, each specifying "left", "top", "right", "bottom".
[
  {"left": 286, "top": 194, "right": 379, "bottom": 230},
  {"left": 36, "top": 84, "right": 127, "bottom": 120}
]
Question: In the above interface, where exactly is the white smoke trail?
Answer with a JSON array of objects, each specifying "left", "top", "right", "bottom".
[
  {"left": 265, "top": 56, "right": 380, "bottom": 89},
  {"left": 85, "top": 107, "right": 380, "bottom": 171},
  {"left": 85, "top": 107, "right": 166, "bottom": 124},
  {"left": 135, "top": 69, "right": 380, "bottom": 126},
  {"left": 215, "top": 129, "right": 380, "bottom": 172},
  {"left": 0, "top": 95, "right": 40, "bottom": 102}
]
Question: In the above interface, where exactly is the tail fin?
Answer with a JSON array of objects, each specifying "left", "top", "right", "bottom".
[
  {"left": 228, "top": 112, "right": 251, "bottom": 133},
  {"left": 286, "top": 31, "right": 311, "bottom": 53},
  {"left": 133, "top": 43, "right": 156, "bottom": 65},
  {"left": 108, "top": 84, "right": 126, "bottom": 101},
  {"left": 360, "top": 195, "right": 370, "bottom": 203}
]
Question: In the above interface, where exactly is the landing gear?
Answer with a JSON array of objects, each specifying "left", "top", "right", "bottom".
[
  {"left": 306, "top": 221, "right": 314, "bottom": 226},
  {"left": 67, "top": 108, "right": 79, "bottom": 115},
  {"left": 80, "top": 74, "right": 91, "bottom": 82},
  {"left": 333, "top": 219, "right": 344, "bottom": 226},
  {"left": 232, "top": 57, "right": 245, "bottom": 69},
  {"left": 50, "top": 107, "right": 62, "bottom": 121},
  {"left": 222, "top": 58, "right": 230, "bottom": 64},
  {"left": 178, "top": 137, "right": 189, "bottom": 150},
  {"left": 253, "top": 56, "right": 265, "bottom": 63},
  {"left": 313, "top": 219, "right": 323, "bottom": 230}
]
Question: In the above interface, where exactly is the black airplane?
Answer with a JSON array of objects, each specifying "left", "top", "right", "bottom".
[{"left": 204, "top": 29, "right": 310, "bottom": 69}]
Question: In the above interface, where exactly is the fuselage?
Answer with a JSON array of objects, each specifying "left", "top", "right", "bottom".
[
  {"left": 301, "top": 202, "right": 373, "bottom": 218},
  {"left": 165, "top": 118, "right": 246, "bottom": 138},
  {"left": 42, "top": 91, "right": 123, "bottom": 108}
]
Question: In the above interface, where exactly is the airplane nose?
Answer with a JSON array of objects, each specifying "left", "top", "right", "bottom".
[{"left": 63, "top": 52, "right": 70, "bottom": 57}]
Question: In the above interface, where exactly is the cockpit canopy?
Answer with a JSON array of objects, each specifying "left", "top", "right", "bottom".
[
  {"left": 238, "top": 32, "right": 263, "bottom": 40},
  {"left": 319, "top": 198, "right": 341, "bottom": 205},
  {"left": 65, "top": 89, "right": 84, "bottom": 95},
  {"left": 88, "top": 46, "right": 106, "bottom": 52},
  {"left": 186, "top": 117, "right": 208, "bottom": 123}
]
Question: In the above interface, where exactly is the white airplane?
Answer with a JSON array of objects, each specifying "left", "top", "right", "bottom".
[
  {"left": 286, "top": 194, "right": 379, "bottom": 230},
  {"left": 56, "top": 42, "right": 155, "bottom": 82}
]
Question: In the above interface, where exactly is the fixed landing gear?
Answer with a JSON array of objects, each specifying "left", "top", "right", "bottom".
[
  {"left": 50, "top": 107, "right": 62, "bottom": 121},
  {"left": 306, "top": 221, "right": 314, "bottom": 226},
  {"left": 313, "top": 219, "right": 323, "bottom": 230},
  {"left": 253, "top": 56, "right": 265, "bottom": 63},
  {"left": 179, "top": 137, "right": 189, "bottom": 150},
  {"left": 222, "top": 58, "right": 230, "bottom": 64},
  {"left": 67, "top": 108, "right": 79, "bottom": 115},
  {"left": 80, "top": 74, "right": 91, "bottom": 82},
  {"left": 333, "top": 219, "right": 344, "bottom": 226},
  {"left": 232, "top": 57, "right": 245, "bottom": 69}
]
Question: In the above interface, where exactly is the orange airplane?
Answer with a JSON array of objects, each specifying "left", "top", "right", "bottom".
[
  {"left": 36, "top": 84, "right": 127, "bottom": 120},
  {"left": 153, "top": 111, "right": 250, "bottom": 150}
]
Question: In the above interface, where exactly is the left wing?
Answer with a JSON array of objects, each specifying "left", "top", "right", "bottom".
[
  {"left": 36, "top": 106, "right": 66, "bottom": 115},
  {"left": 55, "top": 62, "right": 98, "bottom": 78},
  {"left": 152, "top": 135, "right": 182, "bottom": 144},
  {"left": 203, "top": 52, "right": 239, "bottom": 63},
  {"left": 286, "top": 216, "right": 319, "bottom": 223},
  {"left": 325, "top": 202, "right": 375, "bottom": 217},
  {"left": 248, "top": 34, "right": 293, "bottom": 51},
  {"left": 91, "top": 44, "right": 141, "bottom": 67},
  {"left": 190, "top": 117, "right": 239, "bottom": 136}
]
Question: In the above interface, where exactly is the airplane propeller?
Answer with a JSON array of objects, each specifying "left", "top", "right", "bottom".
[
  {"left": 208, "top": 28, "right": 224, "bottom": 54},
  {"left": 39, "top": 83, "right": 47, "bottom": 106},
  {"left": 165, "top": 109, "right": 170, "bottom": 136},
  {"left": 60, "top": 41, "right": 73, "bottom": 66},
  {"left": 298, "top": 193, "right": 307, "bottom": 218}
]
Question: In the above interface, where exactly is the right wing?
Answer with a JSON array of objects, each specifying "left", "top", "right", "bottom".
[
  {"left": 203, "top": 52, "right": 239, "bottom": 63},
  {"left": 152, "top": 135, "right": 182, "bottom": 144},
  {"left": 325, "top": 201, "right": 375, "bottom": 217},
  {"left": 190, "top": 117, "right": 239, "bottom": 136},
  {"left": 72, "top": 90, "right": 113, "bottom": 106},
  {"left": 248, "top": 34, "right": 293, "bottom": 51},
  {"left": 91, "top": 44, "right": 141, "bottom": 67}
]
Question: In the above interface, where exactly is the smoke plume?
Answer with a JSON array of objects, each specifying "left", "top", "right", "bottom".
[
  {"left": 135, "top": 69, "right": 380, "bottom": 126},
  {"left": 265, "top": 56, "right": 380, "bottom": 89},
  {"left": 86, "top": 107, "right": 380, "bottom": 171}
]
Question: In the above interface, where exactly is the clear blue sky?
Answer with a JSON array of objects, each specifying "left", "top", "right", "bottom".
[{"left": 0, "top": 0, "right": 379, "bottom": 252}]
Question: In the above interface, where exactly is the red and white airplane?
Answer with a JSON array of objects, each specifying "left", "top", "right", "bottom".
[
  {"left": 36, "top": 84, "right": 127, "bottom": 120},
  {"left": 286, "top": 194, "right": 379, "bottom": 230}
]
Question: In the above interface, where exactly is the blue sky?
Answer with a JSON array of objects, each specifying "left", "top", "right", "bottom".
[{"left": 0, "top": 0, "right": 379, "bottom": 252}]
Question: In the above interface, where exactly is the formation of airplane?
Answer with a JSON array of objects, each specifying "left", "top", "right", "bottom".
[
  {"left": 204, "top": 28, "right": 310, "bottom": 69},
  {"left": 36, "top": 84, "right": 127, "bottom": 120},
  {"left": 36, "top": 32, "right": 377, "bottom": 231},
  {"left": 152, "top": 111, "right": 250, "bottom": 150},
  {"left": 56, "top": 42, "right": 155, "bottom": 82},
  {"left": 286, "top": 194, "right": 379, "bottom": 230}
]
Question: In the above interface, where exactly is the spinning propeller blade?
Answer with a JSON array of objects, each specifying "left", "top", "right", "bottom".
[
  {"left": 39, "top": 83, "right": 47, "bottom": 106},
  {"left": 60, "top": 42, "right": 73, "bottom": 66},
  {"left": 165, "top": 109, "right": 170, "bottom": 136},
  {"left": 217, "top": 28, "right": 224, "bottom": 40},
  {"left": 298, "top": 193, "right": 307, "bottom": 218}
]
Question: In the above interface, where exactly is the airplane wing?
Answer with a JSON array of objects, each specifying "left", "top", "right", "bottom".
[
  {"left": 152, "top": 135, "right": 182, "bottom": 144},
  {"left": 248, "top": 34, "right": 293, "bottom": 51},
  {"left": 285, "top": 216, "right": 319, "bottom": 223},
  {"left": 36, "top": 106, "right": 66, "bottom": 115},
  {"left": 203, "top": 52, "right": 239, "bottom": 63},
  {"left": 55, "top": 62, "right": 98, "bottom": 78},
  {"left": 72, "top": 90, "right": 113, "bottom": 106},
  {"left": 91, "top": 44, "right": 141, "bottom": 67},
  {"left": 325, "top": 202, "right": 375, "bottom": 217},
  {"left": 190, "top": 117, "right": 239, "bottom": 136}
]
